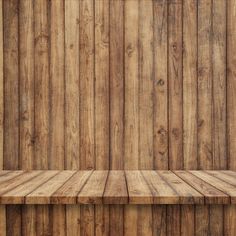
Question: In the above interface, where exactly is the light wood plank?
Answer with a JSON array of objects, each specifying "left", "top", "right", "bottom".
[
  {"left": 22, "top": 205, "right": 36, "bottom": 236},
  {"left": 197, "top": 0, "right": 213, "bottom": 169},
  {"left": 51, "top": 171, "right": 92, "bottom": 204},
  {"left": 227, "top": 0, "right": 236, "bottom": 171},
  {"left": 80, "top": 205, "right": 94, "bottom": 236},
  {"left": 139, "top": 0, "right": 154, "bottom": 169},
  {"left": 224, "top": 205, "right": 236, "bottom": 236},
  {"left": 183, "top": 0, "right": 197, "bottom": 169},
  {"left": 168, "top": 0, "right": 183, "bottom": 169},
  {"left": 142, "top": 170, "right": 179, "bottom": 204},
  {"left": 153, "top": 0, "right": 168, "bottom": 170},
  {"left": 152, "top": 205, "right": 166, "bottom": 236},
  {"left": 158, "top": 171, "right": 203, "bottom": 204},
  {"left": 181, "top": 205, "right": 194, "bottom": 236},
  {"left": 95, "top": 0, "right": 109, "bottom": 170},
  {"left": 78, "top": 171, "right": 108, "bottom": 204},
  {"left": 95, "top": 205, "right": 109, "bottom": 236},
  {"left": 66, "top": 205, "right": 81, "bottom": 236},
  {"left": 34, "top": 0, "right": 50, "bottom": 169},
  {"left": 0, "top": 171, "right": 23, "bottom": 184},
  {"left": 110, "top": 0, "right": 124, "bottom": 169},
  {"left": 49, "top": 0, "right": 65, "bottom": 169},
  {"left": 79, "top": 0, "right": 95, "bottom": 170},
  {"left": 191, "top": 171, "right": 236, "bottom": 203},
  {"left": 212, "top": 0, "right": 227, "bottom": 169},
  {"left": 65, "top": 0, "right": 80, "bottom": 170},
  {"left": 103, "top": 171, "right": 128, "bottom": 204},
  {"left": 0, "top": 171, "right": 59, "bottom": 204},
  {"left": 124, "top": 0, "right": 139, "bottom": 170},
  {"left": 0, "top": 205, "right": 6, "bottom": 236},
  {"left": 167, "top": 205, "right": 180, "bottom": 236},
  {"left": 124, "top": 205, "right": 138, "bottom": 236},
  {"left": 205, "top": 170, "right": 236, "bottom": 186},
  {"left": 19, "top": 0, "right": 34, "bottom": 170},
  {"left": 26, "top": 171, "right": 75, "bottom": 204},
  {"left": 125, "top": 171, "right": 153, "bottom": 204},
  {"left": 175, "top": 170, "right": 229, "bottom": 204},
  {"left": 0, "top": 171, "right": 42, "bottom": 195}
]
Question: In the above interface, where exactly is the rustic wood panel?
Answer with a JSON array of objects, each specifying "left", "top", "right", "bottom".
[{"left": 1, "top": 0, "right": 233, "bottom": 172}]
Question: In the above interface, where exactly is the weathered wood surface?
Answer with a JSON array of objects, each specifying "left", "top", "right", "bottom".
[{"left": 0, "top": 170, "right": 235, "bottom": 205}]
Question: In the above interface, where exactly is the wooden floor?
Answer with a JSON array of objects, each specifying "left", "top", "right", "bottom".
[{"left": 0, "top": 170, "right": 235, "bottom": 205}]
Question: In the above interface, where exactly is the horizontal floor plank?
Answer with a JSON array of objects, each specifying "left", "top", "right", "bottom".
[{"left": 0, "top": 170, "right": 235, "bottom": 204}]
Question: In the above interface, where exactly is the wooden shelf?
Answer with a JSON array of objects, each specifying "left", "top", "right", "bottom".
[{"left": 0, "top": 170, "right": 235, "bottom": 205}]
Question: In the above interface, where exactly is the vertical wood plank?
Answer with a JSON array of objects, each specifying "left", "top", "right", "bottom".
[
  {"left": 52, "top": 205, "right": 66, "bottom": 236},
  {"left": 138, "top": 206, "right": 153, "bottom": 236},
  {"left": 227, "top": 0, "right": 236, "bottom": 170},
  {"left": 209, "top": 205, "right": 223, "bottom": 236},
  {"left": 195, "top": 205, "right": 209, "bottom": 236},
  {"left": 224, "top": 205, "right": 236, "bottom": 236},
  {"left": 81, "top": 205, "right": 94, "bottom": 236},
  {"left": 3, "top": 0, "right": 19, "bottom": 170},
  {"left": 22, "top": 205, "right": 36, "bottom": 236},
  {"left": 95, "top": 205, "right": 109, "bottom": 236},
  {"left": 34, "top": 0, "right": 50, "bottom": 170},
  {"left": 19, "top": 0, "right": 34, "bottom": 170},
  {"left": 139, "top": 0, "right": 154, "bottom": 169},
  {"left": 110, "top": 0, "right": 124, "bottom": 170},
  {"left": 153, "top": 0, "right": 168, "bottom": 170},
  {"left": 49, "top": 0, "right": 65, "bottom": 169},
  {"left": 95, "top": 0, "right": 109, "bottom": 170},
  {"left": 6, "top": 205, "right": 21, "bottom": 236},
  {"left": 66, "top": 205, "right": 81, "bottom": 236},
  {"left": 152, "top": 205, "right": 166, "bottom": 236},
  {"left": 197, "top": 0, "right": 213, "bottom": 169},
  {"left": 183, "top": 0, "right": 198, "bottom": 169},
  {"left": 0, "top": 205, "right": 6, "bottom": 236},
  {"left": 167, "top": 205, "right": 180, "bottom": 236},
  {"left": 212, "top": 0, "right": 227, "bottom": 169},
  {"left": 181, "top": 205, "right": 194, "bottom": 236},
  {"left": 36, "top": 205, "right": 52, "bottom": 236},
  {"left": 110, "top": 205, "right": 123, "bottom": 236},
  {"left": 79, "top": 0, "right": 95, "bottom": 170},
  {"left": 0, "top": 0, "right": 3, "bottom": 169},
  {"left": 124, "top": 205, "right": 138, "bottom": 236},
  {"left": 124, "top": 0, "right": 139, "bottom": 170},
  {"left": 65, "top": 0, "right": 80, "bottom": 170},
  {"left": 168, "top": 0, "right": 183, "bottom": 170}
]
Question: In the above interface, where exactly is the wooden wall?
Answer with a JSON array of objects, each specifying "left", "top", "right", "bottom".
[
  {"left": 0, "top": 1, "right": 236, "bottom": 235},
  {"left": 0, "top": 0, "right": 236, "bottom": 171}
]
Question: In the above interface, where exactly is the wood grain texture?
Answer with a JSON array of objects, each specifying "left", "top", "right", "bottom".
[
  {"left": 19, "top": 0, "right": 34, "bottom": 170},
  {"left": 95, "top": 0, "right": 109, "bottom": 170},
  {"left": 197, "top": 0, "right": 213, "bottom": 169},
  {"left": 227, "top": 0, "right": 236, "bottom": 171},
  {"left": 79, "top": 0, "right": 95, "bottom": 170},
  {"left": 34, "top": 0, "right": 50, "bottom": 170},
  {"left": 0, "top": 0, "right": 3, "bottom": 170},
  {"left": 212, "top": 0, "right": 227, "bottom": 169},
  {"left": 183, "top": 0, "right": 197, "bottom": 169},
  {"left": 139, "top": 0, "right": 154, "bottom": 170},
  {"left": 3, "top": 0, "right": 19, "bottom": 170},
  {"left": 168, "top": 0, "right": 183, "bottom": 170},
  {"left": 110, "top": 0, "right": 124, "bottom": 170},
  {"left": 124, "top": 0, "right": 139, "bottom": 170},
  {"left": 65, "top": 0, "right": 80, "bottom": 170},
  {"left": 153, "top": 0, "right": 168, "bottom": 170},
  {"left": 49, "top": 0, "right": 65, "bottom": 169}
]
